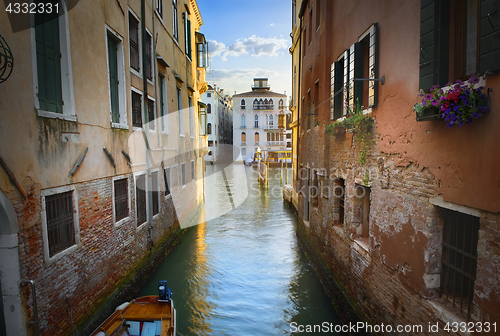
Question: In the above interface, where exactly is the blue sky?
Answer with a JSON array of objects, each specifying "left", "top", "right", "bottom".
[{"left": 197, "top": 0, "right": 292, "bottom": 98}]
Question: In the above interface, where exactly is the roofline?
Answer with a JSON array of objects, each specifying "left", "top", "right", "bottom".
[{"left": 190, "top": 0, "right": 203, "bottom": 26}]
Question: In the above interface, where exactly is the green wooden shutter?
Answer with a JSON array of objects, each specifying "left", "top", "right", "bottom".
[
  {"left": 330, "top": 61, "right": 343, "bottom": 120},
  {"left": 187, "top": 19, "right": 192, "bottom": 59},
  {"left": 348, "top": 42, "right": 363, "bottom": 110},
  {"left": 342, "top": 50, "right": 350, "bottom": 116},
  {"left": 35, "top": 12, "right": 63, "bottom": 113},
  {"left": 419, "top": 0, "right": 450, "bottom": 91},
  {"left": 368, "top": 23, "right": 378, "bottom": 108},
  {"left": 479, "top": 0, "right": 500, "bottom": 73},
  {"left": 107, "top": 35, "right": 120, "bottom": 124}
]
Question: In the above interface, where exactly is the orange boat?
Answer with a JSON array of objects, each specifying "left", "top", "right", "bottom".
[{"left": 92, "top": 281, "right": 176, "bottom": 336}]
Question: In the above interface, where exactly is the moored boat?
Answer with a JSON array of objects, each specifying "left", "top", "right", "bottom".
[{"left": 92, "top": 281, "right": 176, "bottom": 336}]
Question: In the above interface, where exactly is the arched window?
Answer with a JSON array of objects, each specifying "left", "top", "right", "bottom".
[
  {"left": 254, "top": 115, "right": 259, "bottom": 128},
  {"left": 207, "top": 123, "right": 212, "bottom": 134},
  {"left": 279, "top": 99, "right": 284, "bottom": 109},
  {"left": 253, "top": 99, "right": 258, "bottom": 109},
  {"left": 264, "top": 99, "right": 269, "bottom": 108},
  {"left": 255, "top": 132, "right": 259, "bottom": 142},
  {"left": 259, "top": 99, "right": 264, "bottom": 109},
  {"left": 241, "top": 99, "right": 246, "bottom": 109},
  {"left": 269, "top": 114, "right": 274, "bottom": 126},
  {"left": 266, "top": 114, "right": 269, "bottom": 126},
  {"left": 207, "top": 103, "right": 211, "bottom": 113},
  {"left": 269, "top": 99, "right": 274, "bottom": 108},
  {"left": 241, "top": 132, "right": 246, "bottom": 143},
  {"left": 241, "top": 114, "right": 246, "bottom": 128}
]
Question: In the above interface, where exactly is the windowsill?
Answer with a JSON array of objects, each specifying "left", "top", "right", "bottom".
[
  {"left": 182, "top": 184, "right": 186, "bottom": 190},
  {"left": 190, "top": 136, "right": 195, "bottom": 139},
  {"left": 115, "top": 215, "right": 131, "bottom": 227},
  {"left": 147, "top": 78, "right": 155, "bottom": 85},
  {"left": 112, "top": 123, "right": 129, "bottom": 130},
  {"left": 37, "top": 109, "right": 77, "bottom": 122},
  {"left": 131, "top": 68, "right": 142, "bottom": 78},
  {"left": 179, "top": 134, "right": 185, "bottom": 138},
  {"left": 155, "top": 10, "right": 165, "bottom": 28},
  {"left": 164, "top": 194, "right": 171, "bottom": 200},
  {"left": 136, "top": 221, "right": 147, "bottom": 231},
  {"left": 428, "top": 300, "right": 471, "bottom": 334},
  {"left": 45, "top": 244, "right": 78, "bottom": 267},
  {"left": 354, "top": 237, "right": 369, "bottom": 252},
  {"left": 133, "top": 126, "right": 144, "bottom": 132}
]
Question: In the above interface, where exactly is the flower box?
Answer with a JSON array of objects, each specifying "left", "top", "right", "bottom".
[{"left": 416, "top": 106, "right": 441, "bottom": 121}]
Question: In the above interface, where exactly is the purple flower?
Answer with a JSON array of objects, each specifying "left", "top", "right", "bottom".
[
  {"left": 469, "top": 74, "right": 479, "bottom": 84},
  {"left": 425, "top": 94, "right": 433, "bottom": 101},
  {"left": 432, "top": 100, "right": 439, "bottom": 106},
  {"left": 422, "top": 98, "right": 427, "bottom": 105},
  {"left": 456, "top": 79, "right": 464, "bottom": 85}
]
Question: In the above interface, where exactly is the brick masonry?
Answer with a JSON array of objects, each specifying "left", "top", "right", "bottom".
[
  {"left": 294, "top": 121, "right": 500, "bottom": 335},
  {"left": 9, "top": 170, "right": 189, "bottom": 335}
]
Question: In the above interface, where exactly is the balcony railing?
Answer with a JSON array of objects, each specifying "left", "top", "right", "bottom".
[
  {"left": 264, "top": 124, "right": 279, "bottom": 129},
  {"left": 240, "top": 125, "right": 246, "bottom": 129},
  {"left": 241, "top": 141, "right": 246, "bottom": 146},
  {"left": 254, "top": 141, "right": 260, "bottom": 146},
  {"left": 241, "top": 106, "right": 246, "bottom": 109},
  {"left": 266, "top": 141, "right": 285, "bottom": 146},
  {"left": 253, "top": 104, "right": 274, "bottom": 110}
]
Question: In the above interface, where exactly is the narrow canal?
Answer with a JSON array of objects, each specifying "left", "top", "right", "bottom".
[{"left": 137, "top": 163, "right": 344, "bottom": 335}]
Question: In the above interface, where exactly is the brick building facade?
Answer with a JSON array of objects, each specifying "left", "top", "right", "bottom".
[
  {"left": 0, "top": 0, "right": 209, "bottom": 334},
  {"left": 290, "top": 0, "right": 500, "bottom": 334}
]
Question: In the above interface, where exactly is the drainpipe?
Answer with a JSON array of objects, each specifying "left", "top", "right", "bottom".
[
  {"left": 21, "top": 280, "right": 39, "bottom": 336},
  {"left": 141, "top": 0, "right": 154, "bottom": 245}
]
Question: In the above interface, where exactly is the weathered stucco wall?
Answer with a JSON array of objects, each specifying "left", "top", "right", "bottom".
[{"left": 294, "top": 0, "right": 500, "bottom": 334}]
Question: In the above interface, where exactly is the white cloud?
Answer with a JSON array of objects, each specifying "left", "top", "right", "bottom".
[
  {"left": 207, "top": 68, "right": 288, "bottom": 96},
  {"left": 208, "top": 36, "right": 289, "bottom": 61}
]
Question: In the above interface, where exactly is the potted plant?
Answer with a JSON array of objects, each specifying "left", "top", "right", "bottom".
[{"left": 413, "top": 74, "right": 489, "bottom": 126}]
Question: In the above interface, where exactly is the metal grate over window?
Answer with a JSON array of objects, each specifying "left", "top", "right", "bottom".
[
  {"left": 440, "top": 208, "right": 480, "bottom": 320},
  {"left": 45, "top": 191, "right": 75, "bottom": 257},
  {"left": 114, "top": 178, "right": 128, "bottom": 222},
  {"left": 132, "top": 91, "right": 142, "bottom": 127},
  {"left": 152, "top": 171, "right": 159, "bottom": 216},
  {"left": 129, "top": 14, "right": 140, "bottom": 72},
  {"left": 136, "top": 174, "right": 147, "bottom": 226}
]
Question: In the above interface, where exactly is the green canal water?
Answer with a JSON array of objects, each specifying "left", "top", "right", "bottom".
[{"left": 137, "top": 164, "right": 345, "bottom": 335}]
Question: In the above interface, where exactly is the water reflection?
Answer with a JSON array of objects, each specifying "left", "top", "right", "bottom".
[{"left": 137, "top": 164, "right": 344, "bottom": 335}]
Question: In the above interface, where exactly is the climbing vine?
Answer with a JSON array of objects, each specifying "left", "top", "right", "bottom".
[{"left": 325, "top": 98, "right": 373, "bottom": 166}]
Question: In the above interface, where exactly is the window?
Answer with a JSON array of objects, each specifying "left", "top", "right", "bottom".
[
  {"left": 152, "top": 171, "right": 159, "bottom": 216},
  {"left": 34, "top": 4, "right": 75, "bottom": 120},
  {"left": 241, "top": 148, "right": 246, "bottom": 156},
  {"left": 189, "top": 96, "right": 194, "bottom": 137},
  {"left": 253, "top": 99, "right": 258, "bottom": 109},
  {"left": 164, "top": 167, "right": 171, "bottom": 196},
  {"left": 136, "top": 174, "right": 147, "bottom": 226},
  {"left": 207, "top": 92, "right": 211, "bottom": 97},
  {"left": 184, "top": 12, "right": 192, "bottom": 59},
  {"left": 207, "top": 103, "right": 211, "bottom": 114},
  {"left": 255, "top": 132, "right": 259, "bottom": 142},
  {"left": 241, "top": 132, "right": 246, "bottom": 143},
  {"left": 156, "top": 0, "right": 163, "bottom": 18},
  {"left": 254, "top": 115, "right": 259, "bottom": 128},
  {"left": 191, "top": 161, "right": 195, "bottom": 181},
  {"left": 208, "top": 140, "right": 213, "bottom": 146},
  {"left": 44, "top": 190, "right": 75, "bottom": 257},
  {"left": 107, "top": 29, "right": 127, "bottom": 127},
  {"left": 335, "top": 178, "right": 345, "bottom": 226},
  {"left": 159, "top": 74, "right": 168, "bottom": 132},
  {"left": 148, "top": 97, "right": 155, "bottom": 130},
  {"left": 241, "top": 99, "right": 246, "bottom": 109},
  {"left": 129, "top": 12, "right": 140, "bottom": 72},
  {"left": 355, "top": 184, "right": 370, "bottom": 240},
  {"left": 207, "top": 123, "right": 212, "bottom": 134},
  {"left": 177, "top": 87, "right": 184, "bottom": 135},
  {"left": 146, "top": 32, "right": 153, "bottom": 80},
  {"left": 279, "top": 99, "right": 284, "bottom": 109},
  {"left": 132, "top": 90, "right": 142, "bottom": 127},
  {"left": 269, "top": 114, "right": 274, "bottom": 126},
  {"left": 114, "top": 178, "right": 129, "bottom": 222},
  {"left": 440, "top": 208, "right": 480, "bottom": 319},
  {"left": 419, "top": 1, "right": 499, "bottom": 90},
  {"left": 181, "top": 163, "right": 186, "bottom": 186},
  {"left": 172, "top": 0, "right": 179, "bottom": 41},
  {"left": 330, "top": 56, "right": 345, "bottom": 120},
  {"left": 241, "top": 114, "right": 246, "bottom": 128}
]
